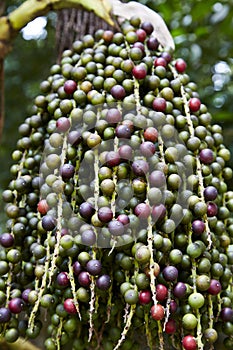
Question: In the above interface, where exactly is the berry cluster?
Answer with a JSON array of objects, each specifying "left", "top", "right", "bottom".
[{"left": 1, "top": 15, "right": 233, "bottom": 350}]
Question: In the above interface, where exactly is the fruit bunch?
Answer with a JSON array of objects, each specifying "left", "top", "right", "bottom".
[{"left": 1, "top": 15, "right": 233, "bottom": 350}]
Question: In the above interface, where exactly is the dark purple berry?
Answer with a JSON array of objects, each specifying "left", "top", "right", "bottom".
[
  {"left": 22, "top": 289, "right": 31, "bottom": 303},
  {"left": 86, "top": 259, "right": 102, "bottom": 276},
  {"left": 115, "top": 124, "right": 131, "bottom": 139},
  {"left": 192, "top": 220, "right": 205, "bottom": 235},
  {"left": 79, "top": 202, "right": 95, "bottom": 219},
  {"left": 0, "top": 307, "right": 11, "bottom": 322},
  {"left": 147, "top": 37, "right": 159, "bottom": 50},
  {"left": 199, "top": 149, "right": 214, "bottom": 164},
  {"left": 64, "top": 80, "right": 77, "bottom": 94},
  {"left": 173, "top": 282, "right": 187, "bottom": 298},
  {"left": 132, "top": 159, "right": 149, "bottom": 176},
  {"left": 98, "top": 207, "right": 113, "bottom": 223},
  {"left": 56, "top": 272, "right": 70, "bottom": 287},
  {"left": 207, "top": 202, "right": 218, "bottom": 217},
  {"left": 204, "top": 186, "right": 218, "bottom": 201},
  {"left": 60, "top": 163, "right": 75, "bottom": 180},
  {"left": 111, "top": 85, "right": 126, "bottom": 100},
  {"left": 96, "top": 274, "right": 111, "bottom": 290},
  {"left": 42, "top": 215, "right": 56, "bottom": 231},
  {"left": 8, "top": 298, "right": 24, "bottom": 314},
  {"left": 133, "top": 42, "right": 145, "bottom": 53},
  {"left": 161, "top": 51, "right": 172, "bottom": 63},
  {"left": 73, "top": 261, "right": 82, "bottom": 276},
  {"left": 208, "top": 279, "right": 222, "bottom": 295},
  {"left": 136, "top": 29, "right": 147, "bottom": 42},
  {"left": 108, "top": 220, "right": 125, "bottom": 236},
  {"left": 0, "top": 233, "right": 14, "bottom": 248},
  {"left": 220, "top": 307, "right": 233, "bottom": 322},
  {"left": 78, "top": 271, "right": 91, "bottom": 287},
  {"left": 141, "top": 21, "right": 154, "bottom": 35},
  {"left": 163, "top": 266, "right": 178, "bottom": 282}
]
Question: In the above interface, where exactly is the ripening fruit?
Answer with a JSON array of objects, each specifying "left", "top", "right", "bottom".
[
  {"left": 150, "top": 304, "right": 164, "bottom": 320},
  {"left": 182, "top": 335, "right": 197, "bottom": 350}
]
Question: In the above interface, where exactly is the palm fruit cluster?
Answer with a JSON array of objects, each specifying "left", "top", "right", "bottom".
[{"left": 1, "top": 15, "right": 233, "bottom": 350}]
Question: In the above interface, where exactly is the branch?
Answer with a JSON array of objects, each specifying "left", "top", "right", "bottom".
[{"left": 0, "top": 0, "right": 114, "bottom": 58}]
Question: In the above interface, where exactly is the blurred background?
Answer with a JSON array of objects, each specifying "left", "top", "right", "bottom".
[{"left": 0, "top": 0, "right": 233, "bottom": 224}]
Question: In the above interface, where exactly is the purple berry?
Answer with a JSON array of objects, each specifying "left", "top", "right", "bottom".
[
  {"left": 119, "top": 145, "right": 133, "bottom": 160},
  {"left": 8, "top": 298, "right": 24, "bottom": 314},
  {"left": 81, "top": 229, "right": 96, "bottom": 246},
  {"left": 149, "top": 170, "right": 166, "bottom": 188},
  {"left": 96, "top": 274, "right": 111, "bottom": 290},
  {"left": 42, "top": 215, "right": 56, "bottom": 231},
  {"left": 105, "top": 151, "right": 121, "bottom": 167},
  {"left": 151, "top": 204, "right": 166, "bottom": 222},
  {"left": 86, "top": 259, "right": 102, "bottom": 276},
  {"left": 98, "top": 207, "right": 113, "bottom": 223},
  {"left": 173, "top": 282, "right": 187, "bottom": 298},
  {"left": 132, "top": 64, "right": 147, "bottom": 79},
  {"left": 56, "top": 117, "right": 71, "bottom": 132},
  {"left": 140, "top": 141, "right": 156, "bottom": 157},
  {"left": 57, "top": 272, "right": 70, "bottom": 287},
  {"left": 73, "top": 261, "right": 82, "bottom": 276},
  {"left": 199, "top": 149, "right": 214, "bottom": 164},
  {"left": 0, "top": 233, "right": 14, "bottom": 248},
  {"left": 134, "top": 203, "right": 151, "bottom": 219},
  {"left": 163, "top": 266, "right": 178, "bottom": 282},
  {"left": 79, "top": 202, "right": 95, "bottom": 219},
  {"left": 208, "top": 279, "right": 222, "bottom": 295},
  {"left": 115, "top": 124, "right": 131, "bottom": 139},
  {"left": 64, "top": 80, "right": 77, "bottom": 94},
  {"left": 111, "top": 85, "right": 126, "bottom": 100},
  {"left": 152, "top": 97, "right": 167, "bottom": 112},
  {"left": 60, "top": 163, "right": 75, "bottom": 180},
  {"left": 204, "top": 186, "right": 218, "bottom": 201},
  {"left": 67, "top": 130, "right": 82, "bottom": 146},
  {"left": 106, "top": 108, "right": 122, "bottom": 124},
  {"left": 147, "top": 37, "right": 159, "bottom": 51},
  {"left": 192, "top": 220, "right": 205, "bottom": 235},
  {"left": 132, "top": 159, "right": 149, "bottom": 176},
  {"left": 78, "top": 271, "right": 91, "bottom": 287},
  {"left": 108, "top": 220, "right": 125, "bottom": 236},
  {"left": 0, "top": 307, "right": 11, "bottom": 322},
  {"left": 207, "top": 202, "right": 218, "bottom": 217},
  {"left": 220, "top": 307, "right": 233, "bottom": 322}
]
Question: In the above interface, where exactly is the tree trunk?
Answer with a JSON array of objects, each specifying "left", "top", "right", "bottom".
[{"left": 56, "top": 8, "right": 115, "bottom": 60}]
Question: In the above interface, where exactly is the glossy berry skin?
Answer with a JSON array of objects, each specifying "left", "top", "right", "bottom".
[
  {"left": 192, "top": 220, "right": 205, "bottom": 235},
  {"left": 163, "top": 266, "right": 178, "bottom": 282},
  {"left": 136, "top": 29, "right": 147, "bottom": 42},
  {"left": 98, "top": 207, "right": 113, "bottom": 223},
  {"left": 8, "top": 298, "right": 24, "bottom": 314},
  {"left": 96, "top": 274, "right": 111, "bottom": 290},
  {"left": 173, "top": 282, "right": 186, "bottom": 298},
  {"left": 150, "top": 304, "right": 164, "bottom": 321},
  {"left": 199, "top": 148, "right": 214, "bottom": 164},
  {"left": 156, "top": 284, "right": 168, "bottom": 301},
  {"left": 132, "top": 159, "right": 149, "bottom": 176},
  {"left": 132, "top": 64, "right": 147, "bottom": 79},
  {"left": 64, "top": 80, "right": 77, "bottom": 94},
  {"left": 0, "top": 307, "right": 11, "bottom": 323},
  {"left": 208, "top": 279, "right": 222, "bottom": 295},
  {"left": 63, "top": 299, "right": 77, "bottom": 314},
  {"left": 105, "top": 151, "right": 121, "bottom": 167},
  {"left": 37, "top": 199, "right": 49, "bottom": 215},
  {"left": 86, "top": 259, "right": 102, "bottom": 276},
  {"left": 175, "top": 58, "right": 187, "bottom": 73},
  {"left": 207, "top": 202, "right": 218, "bottom": 217},
  {"left": 204, "top": 186, "right": 218, "bottom": 201},
  {"left": 189, "top": 97, "right": 201, "bottom": 112},
  {"left": 79, "top": 202, "right": 95, "bottom": 219},
  {"left": 220, "top": 307, "right": 233, "bottom": 322},
  {"left": 152, "top": 97, "right": 166, "bottom": 112},
  {"left": 56, "top": 272, "right": 70, "bottom": 287},
  {"left": 106, "top": 108, "right": 122, "bottom": 124},
  {"left": 60, "top": 163, "right": 75, "bottom": 180},
  {"left": 139, "top": 290, "right": 152, "bottom": 305},
  {"left": 117, "top": 214, "right": 130, "bottom": 226},
  {"left": 141, "top": 21, "right": 154, "bottom": 35},
  {"left": 42, "top": 215, "right": 56, "bottom": 231},
  {"left": 108, "top": 220, "right": 125, "bottom": 236},
  {"left": 154, "top": 57, "right": 167, "bottom": 67},
  {"left": 0, "top": 233, "right": 14, "bottom": 248},
  {"left": 78, "top": 271, "right": 91, "bottom": 287},
  {"left": 111, "top": 85, "right": 126, "bottom": 100},
  {"left": 182, "top": 335, "right": 197, "bottom": 350},
  {"left": 147, "top": 37, "right": 159, "bottom": 51}
]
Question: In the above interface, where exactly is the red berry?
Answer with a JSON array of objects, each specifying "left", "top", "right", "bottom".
[
  {"left": 144, "top": 127, "right": 158, "bottom": 142},
  {"left": 182, "top": 335, "right": 197, "bottom": 350},
  {"left": 208, "top": 279, "right": 222, "bottom": 295},
  {"left": 136, "top": 29, "right": 147, "bottom": 42},
  {"left": 8, "top": 298, "right": 24, "bottom": 314},
  {"left": 156, "top": 284, "right": 168, "bottom": 301},
  {"left": 37, "top": 199, "right": 49, "bottom": 215},
  {"left": 154, "top": 57, "right": 167, "bottom": 67},
  {"left": 132, "top": 64, "right": 147, "bottom": 79},
  {"left": 152, "top": 97, "right": 166, "bottom": 112},
  {"left": 139, "top": 290, "right": 152, "bottom": 305},
  {"left": 64, "top": 80, "right": 77, "bottom": 94},
  {"left": 207, "top": 202, "right": 218, "bottom": 217},
  {"left": 150, "top": 304, "right": 164, "bottom": 321},
  {"left": 165, "top": 319, "right": 176, "bottom": 334},
  {"left": 189, "top": 97, "right": 201, "bottom": 112},
  {"left": 175, "top": 58, "right": 187, "bottom": 73},
  {"left": 63, "top": 298, "right": 77, "bottom": 314}
]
